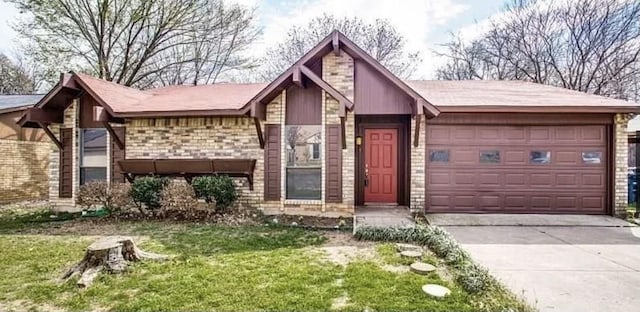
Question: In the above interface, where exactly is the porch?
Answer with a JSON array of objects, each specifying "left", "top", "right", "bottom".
[{"left": 353, "top": 205, "right": 415, "bottom": 229}]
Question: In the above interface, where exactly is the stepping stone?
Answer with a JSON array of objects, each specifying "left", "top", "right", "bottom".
[
  {"left": 410, "top": 262, "right": 436, "bottom": 275},
  {"left": 399, "top": 250, "right": 422, "bottom": 258},
  {"left": 395, "top": 243, "right": 421, "bottom": 252},
  {"left": 422, "top": 284, "right": 451, "bottom": 298}
]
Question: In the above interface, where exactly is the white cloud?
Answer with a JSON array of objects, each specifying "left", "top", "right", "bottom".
[
  {"left": 0, "top": 2, "right": 20, "bottom": 56},
  {"left": 254, "top": 0, "right": 470, "bottom": 79}
]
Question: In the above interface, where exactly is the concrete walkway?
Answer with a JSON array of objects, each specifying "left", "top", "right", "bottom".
[
  {"left": 434, "top": 215, "right": 640, "bottom": 312},
  {"left": 354, "top": 206, "right": 415, "bottom": 228}
]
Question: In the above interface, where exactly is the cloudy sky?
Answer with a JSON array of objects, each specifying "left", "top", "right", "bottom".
[{"left": 0, "top": 0, "right": 505, "bottom": 79}]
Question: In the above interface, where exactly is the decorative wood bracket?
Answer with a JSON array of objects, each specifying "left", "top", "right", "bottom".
[
  {"left": 292, "top": 66, "right": 305, "bottom": 88},
  {"left": 340, "top": 117, "right": 347, "bottom": 150},
  {"left": 254, "top": 117, "right": 265, "bottom": 149},
  {"left": 332, "top": 32, "right": 341, "bottom": 56},
  {"left": 300, "top": 65, "right": 354, "bottom": 113},
  {"left": 38, "top": 122, "right": 63, "bottom": 150},
  {"left": 413, "top": 114, "right": 422, "bottom": 147},
  {"left": 103, "top": 122, "right": 125, "bottom": 150}
]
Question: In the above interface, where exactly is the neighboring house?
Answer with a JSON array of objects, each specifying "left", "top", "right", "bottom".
[
  {"left": 19, "top": 31, "right": 640, "bottom": 216},
  {"left": 0, "top": 94, "right": 49, "bottom": 203}
]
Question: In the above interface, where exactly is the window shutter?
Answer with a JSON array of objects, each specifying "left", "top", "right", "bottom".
[
  {"left": 110, "top": 127, "right": 126, "bottom": 183},
  {"left": 264, "top": 124, "right": 281, "bottom": 200},
  {"left": 59, "top": 128, "right": 73, "bottom": 198},
  {"left": 325, "top": 124, "right": 342, "bottom": 202}
]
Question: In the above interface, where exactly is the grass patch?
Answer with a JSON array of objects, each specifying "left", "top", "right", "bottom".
[{"left": 0, "top": 210, "right": 531, "bottom": 311}]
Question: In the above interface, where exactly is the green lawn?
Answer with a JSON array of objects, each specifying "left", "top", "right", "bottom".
[{"left": 0, "top": 209, "right": 531, "bottom": 312}]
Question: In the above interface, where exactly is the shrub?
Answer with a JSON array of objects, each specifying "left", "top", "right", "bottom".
[
  {"left": 130, "top": 176, "right": 168, "bottom": 213},
  {"left": 77, "top": 181, "right": 134, "bottom": 215},
  {"left": 191, "top": 175, "right": 238, "bottom": 211},
  {"left": 77, "top": 181, "right": 109, "bottom": 209},
  {"left": 354, "top": 225, "right": 495, "bottom": 293},
  {"left": 160, "top": 181, "right": 200, "bottom": 215}
]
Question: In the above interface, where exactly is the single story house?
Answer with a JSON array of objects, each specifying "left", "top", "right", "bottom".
[
  {"left": 19, "top": 31, "right": 639, "bottom": 217},
  {"left": 0, "top": 94, "right": 49, "bottom": 203}
]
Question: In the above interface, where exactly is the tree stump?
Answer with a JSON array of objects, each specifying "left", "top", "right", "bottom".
[{"left": 62, "top": 236, "right": 169, "bottom": 287}]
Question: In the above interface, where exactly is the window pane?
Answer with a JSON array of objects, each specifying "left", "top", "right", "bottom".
[
  {"left": 80, "top": 167, "right": 107, "bottom": 185},
  {"left": 582, "top": 151, "right": 602, "bottom": 164},
  {"left": 286, "top": 168, "right": 321, "bottom": 199},
  {"left": 429, "top": 150, "right": 449, "bottom": 162},
  {"left": 480, "top": 150, "right": 500, "bottom": 163},
  {"left": 530, "top": 151, "right": 551, "bottom": 164},
  {"left": 82, "top": 129, "right": 107, "bottom": 167},
  {"left": 285, "top": 125, "right": 322, "bottom": 167}
]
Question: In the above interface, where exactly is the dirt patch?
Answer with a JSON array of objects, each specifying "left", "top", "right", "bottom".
[
  {"left": 381, "top": 264, "right": 410, "bottom": 273},
  {"left": 331, "top": 293, "right": 351, "bottom": 310},
  {"left": 317, "top": 246, "right": 377, "bottom": 266},
  {"left": 321, "top": 231, "right": 374, "bottom": 248},
  {"left": 0, "top": 300, "right": 66, "bottom": 312}
]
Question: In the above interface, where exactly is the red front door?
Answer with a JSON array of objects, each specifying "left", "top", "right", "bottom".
[{"left": 364, "top": 128, "right": 398, "bottom": 203}]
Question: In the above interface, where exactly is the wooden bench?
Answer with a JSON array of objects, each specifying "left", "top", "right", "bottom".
[{"left": 118, "top": 159, "right": 257, "bottom": 190}]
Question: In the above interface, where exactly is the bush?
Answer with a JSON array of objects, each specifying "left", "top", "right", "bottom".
[
  {"left": 191, "top": 175, "right": 238, "bottom": 211},
  {"left": 77, "top": 181, "right": 109, "bottom": 209},
  {"left": 354, "top": 225, "right": 496, "bottom": 293},
  {"left": 77, "top": 181, "right": 133, "bottom": 214},
  {"left": 130, "top": 176, "right": 168, "bottom": 213},
  {"left": 160, "top": 181, "right": 200, "bottom": 215}
]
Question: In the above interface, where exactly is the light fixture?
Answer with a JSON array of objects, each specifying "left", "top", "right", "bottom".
[{"left": 355, "top": 136, "right": 362, "bottom": 145}]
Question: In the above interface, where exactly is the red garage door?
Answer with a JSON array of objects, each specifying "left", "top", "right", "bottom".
[{"left": 425, "top": 124, "right": 608, "bottom": 214}]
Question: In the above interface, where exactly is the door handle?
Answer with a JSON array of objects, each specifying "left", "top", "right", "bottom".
[{"left": 364, "top": 163, "right": 369, "bottom": 187}]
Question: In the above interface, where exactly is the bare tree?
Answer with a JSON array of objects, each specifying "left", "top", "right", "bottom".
[
  {"left": 260, "top": 14, "right": 421, "bottom": 80},
  {"left": 9, "top": 0, "right": 259, "bottom": 88},
  {"left": 436, "top": 0, "right": 640, "bottom": 100},
  {"left": 0, "top": 54, "right": 34, "bottom": 94}
]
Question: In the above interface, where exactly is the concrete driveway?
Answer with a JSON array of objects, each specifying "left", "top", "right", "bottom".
[{"left": 429, "top": 214, "right": 640, "bottom": 312}]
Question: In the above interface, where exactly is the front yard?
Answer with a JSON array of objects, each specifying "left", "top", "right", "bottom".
[{"left": 0, "top": 208, "right": 531, "bottom": 311}]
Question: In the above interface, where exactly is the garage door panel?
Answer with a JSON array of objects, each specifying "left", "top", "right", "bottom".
[
  {"left": 479, "top": 195, "right": 500, "bottom": 209},
  {"left": 529, "top": 127, "right": 552, "bottom": 141},
  {"left": 555, "top": 127, "right": 578, "bottom": 141},
  {"left": 426, "top": 124, "right": 607, "bottom": 214},
  {"left": 452, "top": 150, "right": 476, "bottom": 164},
  {"left": 504, "top": 127, "right": 526, "bottom": 140},
  {"left": 582, "top": 173, "right": 604, "bottom": 186},
  {"left": 504, "top": 150, "right": 527, "bottom": 164},
  {"left": 580, "top": 126, "right": 605, "bottom": 142},
  {"left": 453, "top": 128, "right": 476, "bottom": 141}
]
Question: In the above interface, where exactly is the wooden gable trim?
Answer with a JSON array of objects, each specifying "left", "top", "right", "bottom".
[
  {"left": 299, "top": 65, "right": 354, "bottom": 111},
  {"left": 332, "top": 32, "right": 340, "bottom": 56},
  {"left": 336, "top": 32, "right": 440, "bottom": 117}
]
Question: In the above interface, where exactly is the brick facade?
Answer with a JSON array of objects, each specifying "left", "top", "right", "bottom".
[
  {"left": 0, "top": 139, "right": 50, "bottom": 203},
  {"left": 409, "top": 118, "right": 425, "bottom": 212},
  {"left": 614, "top": 113, "right": 633, "bottom": 217},
  {"left": 125, "top": 117, "right": 263, "bottom": 210}
]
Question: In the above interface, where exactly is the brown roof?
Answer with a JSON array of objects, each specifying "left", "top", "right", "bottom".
[
  {"left": 406, "top": 80, "right": 639, "bottom": 113},
  {"left": 74, "top": 73, "right": 267, "bottom": 116},
  {"left": 71, "top": 73, "right": 640, "bottom": 116}
]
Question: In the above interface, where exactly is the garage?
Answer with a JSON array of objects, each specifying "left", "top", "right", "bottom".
[{"left": 425, "top": 115, "right": 610, "bottom": 214}]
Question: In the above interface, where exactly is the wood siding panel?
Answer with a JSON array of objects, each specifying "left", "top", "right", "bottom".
[
  {"left": 59, "top": 128, "right": 73, "bottom": 198},
  {"left": 79, "top": 94, "right": 104, "bottom": 128},
  {"left": 286, "top": 85, "right": 322, "bottom": 125},
  {"left": 354, "top": 60, "right": 413, "bottom": 115},
  {"left": 325, "top": 124, "right": 342, "bottom": 202},
  {"left": 264, "top": 124, "right": 281, "bottom": 200},
  {"left": 110, "top": 127, "right": 126, "bottom": 183}
]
